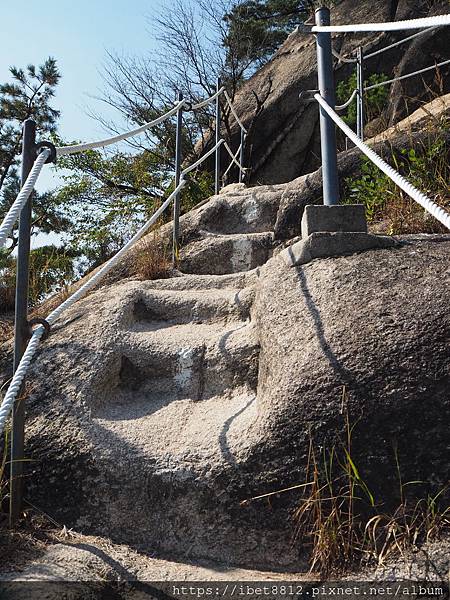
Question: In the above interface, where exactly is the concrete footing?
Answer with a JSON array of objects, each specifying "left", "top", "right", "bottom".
[
  {"left": 301, "top": 204, "right": 367, "bottom": 238},
  {"left": 280, "top": 232, "right": 398, "bottom": 267}
]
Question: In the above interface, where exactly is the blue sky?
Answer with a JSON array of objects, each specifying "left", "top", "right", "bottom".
[
  {"left": 1, "top": 1, "right": 176, "bottom": 246},
  {"left": 1, "top": 1, "right": 172, "bottom": 190}
]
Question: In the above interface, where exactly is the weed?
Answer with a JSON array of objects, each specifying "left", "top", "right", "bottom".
[
  {"left": 241, "top": 389, "right": 449, "bottom": 576},
  {"left": 343, "top": 118, "right": 450, "bottom": 234},
  {"left": 337, "top": 72, "right": 389, "bottom": 128},
  {"left": 133, "top": 229, "right": 171, "bottom": 281}
]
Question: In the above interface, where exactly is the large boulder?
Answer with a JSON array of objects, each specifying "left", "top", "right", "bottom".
[
  {"left": 211, "top": 0, "right": 450, "bottom": 184},
  {"left": 4, "top": 234, "right": 448, "bottom": 572}
]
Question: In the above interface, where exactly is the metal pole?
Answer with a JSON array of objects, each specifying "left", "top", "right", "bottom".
[
  {"left": 215, "top": 78, "right": 221, "bottom": 195},
  {"left": 315, "top": 6, "right": 339, "bottom": 206},
  {"left": 239, "top": 129, "right": 245, "bottom": 184},
  {"left": 10, "top": 119, "right": 36, "bottom": 525},
  {"left": 356, "top": 46, "right": 365, "bottom": 141},
  {"left": 172, "top": 91, "right": 183, "bottom": 267}
]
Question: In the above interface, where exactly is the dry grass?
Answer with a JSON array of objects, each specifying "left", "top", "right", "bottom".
[
  {"left": 240, "top": 389, "right": 450, "bottom": 577},
  {"left": 0, "top": 317, "right": 14, "bottom": 347},
  {"left": 29, "top": 286, "right": 71, "bottom": 322},
  {"left": 133, "top": 230, "right": 171, "bottom": 281},
  {"left": 345, "top": 117, "right": 450, "bottom": 235}
]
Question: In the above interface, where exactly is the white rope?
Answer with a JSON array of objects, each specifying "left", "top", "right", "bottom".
[
  {"left": 365, "top": 26, "right": 440, "bottom": 59},
  {"left": 190, "top": 87, "right": 225, "bottom": 111},
  {"left": 223, "top": 141, "right": 246, "bottom": 174},
  {"left": 335, "top": 89, "right": 358, "bottom": 111},
  {"left": 181, "top": 139, "right": 224, "bottom": 176},
  {"left": 314, "top": 93, "right": 450, "bottom": 230},
  {"left": 310, "top": 14, "right": 450, "bottom": 33},
  {"left": 223, "top": 143, "right": 243, "bottom": 178},
  {"left": 223, "top": 90, "right": 247, "bottom": 133},
  {"left": 0, "top": 179, "right": 186, "bottom": 434},
  {"left": 365, "top": 59, "right": 450, "bottom": 90},
  {"left": 56, "top": 100, "right": 185, "bottom": 156},
  {"left": 0, "top": 149, "right": 50, "bottom": 249}
]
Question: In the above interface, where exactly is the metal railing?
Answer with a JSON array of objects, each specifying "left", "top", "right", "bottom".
[
  {"left": 0, "top": 81, "right": 247, "bottom": 523},
  {"left": 1, "top": 7, "right": 449, "bottom": 527},
  {"left": 331, "top": 24, "right": 448, "bottom": 142},
  {"left": 299, "top": 7, "right": 450, "bottom": 217}
]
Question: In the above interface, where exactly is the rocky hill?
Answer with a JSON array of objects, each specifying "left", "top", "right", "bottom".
[
  {"left": 218, "top": 0, "right": 450, "bottom": 184},
  {"left": 0, "top": 3, "right": 449, "bottom": 594}
]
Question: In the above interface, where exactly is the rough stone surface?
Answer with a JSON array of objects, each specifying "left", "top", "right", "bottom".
[
  {"left": 198, "top": 0, "right": 450, "bottom": 184},
  {"left": 2, "top": 235, "right": 447, "bottom": 575},
  {"left": 0, "top": 535, "right": 307, "bottom": 599},
  {"left": 180, "top": 232, "right": 274, "bottom": 275},
  {"left": 301, "top": 205, "right": 367, "bottom": 237},
  {"left": 280, "top": 232, "right": 397, "bottom": 267},
  {"left": 1, "top": 99, "right": 449, "bottom": 580}
]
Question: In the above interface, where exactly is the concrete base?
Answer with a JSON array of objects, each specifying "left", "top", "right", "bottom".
[
  {"left": 301, "top": 204, "right": 367, "bottom": 238},
  {"left": 280, "top": 232, "right": 398, "bottom": 267}
]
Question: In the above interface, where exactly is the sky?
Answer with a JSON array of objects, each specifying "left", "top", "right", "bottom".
[{"left": 1, "top": 0, "right": 176, "bottom": 246}]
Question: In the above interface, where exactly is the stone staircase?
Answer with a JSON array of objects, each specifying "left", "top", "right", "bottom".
[{"left": 25, "top": 184, "right": 302, "bottom": 572}]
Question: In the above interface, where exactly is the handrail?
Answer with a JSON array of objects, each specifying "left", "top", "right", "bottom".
[
  {"left": 0, "top": 149, "right": 51, "bottom": 248},
  {"left": 332, "top": 47, "right": 357, "bottom": 64},
  {"left": 223, "top": 142, "right": 242, "bottom": 178},
  {"left": 335, "top": 58, "right": 450, "bottom": 112},
  {"left": 335, "top": 89, "right": 358, "bottom": 111},
  {"left": 223, "top": 90, "right": 247, "bottom": 133},
  {"left": 56, "top": 100, "right": 186, "bottom": 156},
  {"left": 181, "top": 139, "right": 224, "bottom": 176},
  {"left": 190, "top": 87, "right": 225, "bottom": 110},
  {"left": 0, "top": 179, "right": 187, "bottom": 433},
  {"left": 314, "top": 93, "right": 450, "bottom": 230},
  {"left": 365, "top": 59, "right": 450, "bottom": 90},
  {"left": 223, "top": 141, "right": 247, "bottom": 173},
  {"left": 307, "top": 14, "right": 450, "bottom": 33},
  {"left": 364, "top": 26, "right": 440, "bottom": 59}
]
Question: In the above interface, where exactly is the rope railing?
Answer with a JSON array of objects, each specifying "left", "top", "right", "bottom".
[
  {"left": 314, "top": 93, "right": 450, "bottom": 230},
  {"left": 364, "top": 26, "right": 440, "bottom": 59},
  {"left": 223, "top": 90, "right": 247, "bottom": 133},
  {"left": 2, "top": 87, "right": 247, "bottom": 255},
  {"left": 223, "top": 142, "right": 243, "bottom": 178},
  {"left": 335, "top": 89, "right": 358, "bottom": 111},
  {"left": 223, "top": 141, "right": 247, "bottom": 174},
  {"left": 181, "top": 139, "right": 224, "bottom": 176},
  {"left": 307, "top": 14, "right": 450, "bottom": 33},
  {"left": 0, "top": 149, "right": 51, "bottom": 248},
  {"left": 327, "top": 15, "right": 448, "bottom": 143},
  {"left": 0, "top": 179, "right": 187, "bottom": 434},
  {"left": 335, "top": 57, "right": 450, "bottom": 111},
  {"left": 56, "top": 100, "right": 186, "bottom": 156},
  {"left": 190, "top": 87, "right": 225, "bottom": 111}
]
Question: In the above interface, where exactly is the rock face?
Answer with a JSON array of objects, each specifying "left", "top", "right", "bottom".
[
  {"left": 217, "top": 0, "right": 450, "bottom": 184},
  {"left": 1, "top": 99, "right": 449, "bottom": 578},
  {"left": 12, "top": 206, "right": 450, "bottom": 572}
]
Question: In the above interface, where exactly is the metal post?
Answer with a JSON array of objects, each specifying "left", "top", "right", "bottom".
[
  {"left": 10, "top": 119, "right": 36, "bottom": 525},
  {"left": 215, "top": 78, "right": 221, "bottom": 195},
  {"left": 239, "top": 129, "right": 245, "bottom": 184},
  {"left": 356, "top": 46, "right": 365, "bottom": 141},
  {"left": 172, "top": 91, "right": 183, "bottom": 266},
  {"left": 315, "top": 6, "right": 339, "bottom": 206}
]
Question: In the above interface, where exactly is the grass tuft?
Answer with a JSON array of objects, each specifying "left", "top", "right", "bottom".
[{"left": 133, "top": 230, "right": 171, "bottom": 281}]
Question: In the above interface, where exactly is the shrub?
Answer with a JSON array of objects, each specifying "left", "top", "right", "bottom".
[
  {"left": 343, "top": 119, "right": 450, "bottom": 234},
  {"left": 337, "top": 71, "right": 389, "bottom": 127}
]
